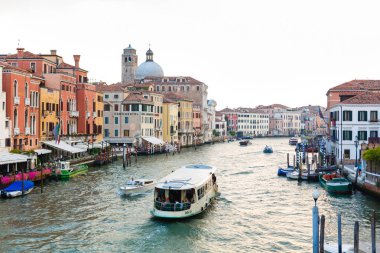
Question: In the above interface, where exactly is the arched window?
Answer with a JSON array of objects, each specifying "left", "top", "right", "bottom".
[
  {"left": 13, "top": 80, "right": 18, "bottom": 97},
  {"left": 156, "top": 86, "right": 160, "bottom": 91},
  {"left": 25, "top": 83, "right": 28, "bottom": 98},
  {"left": 25, "top": 110, "right": 28, "bottom": 128},
  {"left": 14, "top": 109, "right": 18, "bottom": 128}
]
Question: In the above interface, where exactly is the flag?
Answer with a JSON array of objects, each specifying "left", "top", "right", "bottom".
[
  {"left": 318, "top": 107, "right": 326, "bottom": 123},
  {"left": 53, "top": 122, "right": 61, "bottom": 144}
]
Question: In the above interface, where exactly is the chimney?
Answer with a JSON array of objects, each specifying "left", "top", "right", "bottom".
[
  {"left": 50, "top": 49, "right": 57, "bottom": 55},
  {"left": 17, "top": 48, "right": 24, "bottom": 58},
  {"left": 73, "top": 55, "right": 80, "bottom": 68}
]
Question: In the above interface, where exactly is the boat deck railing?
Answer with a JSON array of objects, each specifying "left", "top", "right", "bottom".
[{"left": 154, "top": 201, "right": 191, "bottom": 212}]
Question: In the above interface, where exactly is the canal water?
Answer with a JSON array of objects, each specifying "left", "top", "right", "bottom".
[{"left": 0, "top": 138, "right": 379, "bottom": 252}]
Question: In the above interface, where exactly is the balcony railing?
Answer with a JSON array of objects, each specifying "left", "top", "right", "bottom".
[
  {"left": 178, "top": 129, "right": 194, "bottom": 134},
  {"left": 86, "top": 112, "right": 91, "bottom": 118},
  {"left": 25, "top": 98, "right": 30, "bottom": 106},
  {"left": 69, "top": 111, "right": 79, "bottom": 117},
  {"left": 25, "top": 127, "right": 30, "bottom": 135},
  {"left": 14, "top": 97, "right": 20, "bottom": 105},
  {"left": 93, "top": 112, "right": 97, "bottom": 118},
  {"left": 154, "top": 201, "right": 191, "bottom": 212},
  {"left": 14, "top": 128, "right": 20, "bottom": 135}
]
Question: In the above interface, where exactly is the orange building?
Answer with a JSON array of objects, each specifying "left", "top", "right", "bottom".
[{"left": 0, "top": 62, "right": 42, "bottom": 151}]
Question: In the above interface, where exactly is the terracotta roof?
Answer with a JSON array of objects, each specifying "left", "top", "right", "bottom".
[
  {"left": 0, "top": 62, "right": 33, "bottom": 74},
  {"left": 164, "top": 92, "right": 192, "bottom": 101},
  {"left": 122, "top": 92, "right": 153, "bottom": 104},
  {"left": 5, "top": 51, "right": 44, "bottom": 59},
  {"left": 219, "top": 108, "right": 235, "bottom": 113},
  {"left": 96, "top": 84, "right": 125, "bottom": 92},
  {"left": 144, "top": 76, "right": 204, "bottom": 85},
  {"left": 58, "top": 62, "right": 75, "bottom": 69},
  {"left": 163, "top": 97, "right": 177, "bottom": 103},
  {"left": 328, "top": 80, "right": 380, "bottom": 93},
  {"left": 256, "top": 104, "right": 289, "bottom": 109},
  {"left": 338, "top": 91, "right": 380, "bottom": 105}
]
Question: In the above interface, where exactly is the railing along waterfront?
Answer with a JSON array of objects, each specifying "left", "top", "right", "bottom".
[{"left": 154, "top": 201, "right": 191, "bottom": 211}]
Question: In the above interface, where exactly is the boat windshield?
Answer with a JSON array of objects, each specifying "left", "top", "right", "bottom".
[{"left": 154, "top": 187, "right": 195, "bottom": 212}]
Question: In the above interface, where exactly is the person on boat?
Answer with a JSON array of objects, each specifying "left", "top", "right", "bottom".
[{"left": 212, "top": 174, "right": 216, "bottom": 184}]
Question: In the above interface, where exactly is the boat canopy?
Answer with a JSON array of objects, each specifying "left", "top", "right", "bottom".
[
  {"left": 156, "top": 164, "right": 217, "bottom": 190},
  {"left": 141, "top": 136, "right": 165, "bottom": 145},
  {"left": 34, "top": 149, "right": 52, "bottom": 155},
  {"left": 41, "top": 141, "right": 86, "bottom": 154},
  {"left": 4, "top": 181, "right": 34, "bottom": 191}
]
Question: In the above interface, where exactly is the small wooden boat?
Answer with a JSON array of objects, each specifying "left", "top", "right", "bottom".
[
  {"left": 0, "top": 180, "right": 34, "bottom": 198},
  {"left": 319, "top": 173, "right": 352, "bottom": 194},
  {"left": 263, "top": 146, "right": 273, "bottom": 153},
  {"left": 286, "top": 170, "right": 319, "bottom": 181},
  {"left": 277, "top": 166, "right": 294, "bottom": 176},
  {"left": 57, "top": 162, "right": 88, "bottom": 180},
  {"left": 119, "top": 179, "right": 156, "bottom": 195},
  {"left": 239, "top": 140, "right": 251, "bottom": 146}
]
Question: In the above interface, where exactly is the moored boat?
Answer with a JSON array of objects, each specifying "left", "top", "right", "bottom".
[
  {"left": 151, "top": 164, "right": 218, "bottom": 219},
  {"left": 319, "top": 173, "right": 352, "bottom": 194},
  {"left": 119, "top": 179, "right": 156, "bottom": 195},
  {"left": 277, "top": 166, "right": 294, "bottom": 176},
  {"left": 57, "top": 162, "right": 88, "bottom": 180},
  {"left": 0, "top": 180, "right": 34, "bottom": 198},
  {"left": 239, "top": 140, "right": 251, "bottom": 146},
  {"left": 263, "top": 145, "right": 273, "bottom": 153},
  {"left": 289, "top": 137, "right": 298, "bottom": 145}
]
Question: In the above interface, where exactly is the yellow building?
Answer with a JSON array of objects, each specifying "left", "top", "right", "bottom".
[
  {"left": 177, "top": 99, "right": 193, "bottom": 146},
  {"left": 162, "top": 98, "right": 178, "bottom": 144},
  {"left": 40, "top": 87, "right": 60, "bottom": 141},
  {"left": 94, "top": 92, "right": 104, "bottom": 142}
]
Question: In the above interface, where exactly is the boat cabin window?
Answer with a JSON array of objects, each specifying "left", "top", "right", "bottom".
[{"left": 197, "top": 187, "right": 205, "bottom": 200}]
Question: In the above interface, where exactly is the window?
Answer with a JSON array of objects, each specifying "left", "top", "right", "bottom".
[
  {"left": 124, "top": 130, "right": 129, "bottom": 137},
  {"left": 343, "top": 111, "right": 352, "bottom": 121},
  {"left": 370, "top": 111, "right": 378, "bottom": 122},
  {"left": 162, "top": 86, "right": 165, "bottom": 91},
  {"left": 105, "top": 117, "right": 109, "bottom": 124},
  {"left": 105, "top": 94, "right": 109, "bottom": 99},
  {"left": 358, "top": 111, "right": 367, "bottom": 121},
  {"left": 114, "top": 94, "right": 119, "bottom": 99},
  {"left": 196, "top": 86, "right": 200, "bottom": 91},
  {"left": 156, "top": 86, "right": 160, "bottom": 91},
  {"left": 370, "top": 131, "right": 378, "bottom": 138},
  {"left": 344, "top": 149, "right": 350, "bottom": 159},
  {"left": 131, "top": 104, "right": 139, "bottom": 111},
  {"left": 114, "top": 104, "right": 119, "bottom": 111},
  {"left": 124, "top": 117, "right": 129, "bottom": 124},
  {"left": 115, "top": 129, "right": 119, "bottom": 137},
  {"left": 104, "top": 129, "right": 109, "bottom": 137},
  {"left": 104, "top": 104, "right": 110, "bottom": 111},
  {"left": 343, "top": 130, "right": 352, "bottom": 140},
  {"left": 115, "top": 117, "right": 119, "bottom": 124},
  {"left": 13, "top": 80, "right": 18, "bottom": 97},
  {"left": 358, "top": 131, "right": 367, "bottom": 141}
]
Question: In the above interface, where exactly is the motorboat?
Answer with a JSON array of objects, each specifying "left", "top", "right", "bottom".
[
  {"left": 319, "top": 173, "right": 352, "bottom": 194},
  {"left": 286, "top": 170, "right": 319, "bottom": 181},
  {"left": 263, "top": 146, "right": 273, "bottom": 153},
  {"left": 119, "top": 179, "right": 156, "bottom": 195},
  {"left": 57, "top": 161, "right": 88, "bottom": 180},
  {"left": 277, "top": 166, "right": 294, "bottom": 176},
  {"left": 151, "top": 164, "right": 218, "bottom": 219},
  {"left": 289, "top": 137, "right": 298, "bottom": 145},
  {"left": 239, "top": 140, "right": 251, "bottom": 146},
  {"left": 0, "top": 180, "right": 34, "bottom": 198}
]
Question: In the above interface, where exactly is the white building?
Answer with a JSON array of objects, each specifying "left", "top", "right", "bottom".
[
  {"left": 205, "top": 99, "right": 217, "bottom": 142},
  {"left": 329, "top": 91, "right": 380, "bottom": 163},
  {"left": 215, "top": 112, "right": 227, "bottom": 138},
  {"left": 236, "top": 108, "right": 269, "bottom": 136},
  {"left": 272, "top": 108, "right": 302, "bottom": 136},
  {"left": 0, "top": 66, "right": 10, "bottom": 152}
]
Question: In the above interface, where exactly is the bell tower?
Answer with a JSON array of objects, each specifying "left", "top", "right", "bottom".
[{"left": 121, "top": 44, "right": 138, "bottom": 83}]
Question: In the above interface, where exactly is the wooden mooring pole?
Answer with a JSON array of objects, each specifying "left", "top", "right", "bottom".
[
  {"left": 354, "top": 221, "right": 359, "bottom": 253},
  {"left": 122, "top": 144, "right": 126, "bottom": 169},
  {"left": 312, "top": 205, "right": 319, "bottom": 253},
  {"left": 293, "top": 155, "right": 295, "bottom": 168},
  {"left": 372, "top": 211, "right": 376, "bottom": 253},
  {"left": 319, "top": 215, "right": 325, "bottom": 253},
  {"left": 287, "top": 153, "right": 289, "bottom": 168},
  {"left": 338, "top": 212, "right": 342, "bottom": 253}
]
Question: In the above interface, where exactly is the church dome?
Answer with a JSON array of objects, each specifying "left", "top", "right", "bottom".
[
  {"left": 135, "top": 48, "right": 164, "bottom": 79},
  {"left": 136, "top": 61, "right": 164, "bottom": 79}
]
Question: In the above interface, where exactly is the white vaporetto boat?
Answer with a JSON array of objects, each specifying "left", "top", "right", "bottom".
[
  {"left": 119, "top": 179, "right": 156, "bottom": 196},
  {"left": 151, "top": 164, "right": 218, "bottom": 219}
]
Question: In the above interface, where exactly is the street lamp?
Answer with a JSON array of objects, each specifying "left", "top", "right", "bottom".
[
  {"left": 312, "top": 186, "right": 319, "bottom": 206},
  {"left": 354, "top": 135, "right": 359, "bottom": 168}
]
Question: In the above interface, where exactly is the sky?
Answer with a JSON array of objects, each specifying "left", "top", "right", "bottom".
[{"left": 2, "top": 0, "right": 380, "bottom": 110}]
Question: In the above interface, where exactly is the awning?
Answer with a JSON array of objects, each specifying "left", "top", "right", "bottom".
[
  {"left": 41, "top": 141, "right": 86, "bottom": 154},
  {"left": 73, "top": 144, "right": 89, "bottom": 150},
  {"left": 103, "top": 138, "right": 135, "bottom": 144},
  {"left": 34, "top": 149, "right": 52, "bottom": 155},
  {"left": 0, "top": 153, "right": 29, "bottom": 165},
  {"left": 141, "top": 136, "right": 165, "bottom": 145}
]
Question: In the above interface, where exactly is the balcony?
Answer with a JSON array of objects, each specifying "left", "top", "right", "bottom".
[
  {"left": 14, "top": 96, "right": 20, "bottom": 105},
  {"left": 170, "top": 131, "right": 177, "bottom": 136},
  {"left": 86, "top": 112, "right": 91, "bottom": 118},
  {"left": 25, "top": 98, "right": 30, "bottom": 106},
  {"left": 25, "top": 127, "right": 30, "bottom": 135},
  {"left": 178, "top": 129, "right": 194, "bottom": 134},
  {"left": 93, "top": 112, "right": 97, "bottom": 118},
  {"left": 14, "top": 128, "right": 20, "bottom": 135},
  {"left": 69, "top": 111, "right": 79, "bottom": 117},
  {"left": 369, "top": 119, "right": 379, "bottom": 123}
]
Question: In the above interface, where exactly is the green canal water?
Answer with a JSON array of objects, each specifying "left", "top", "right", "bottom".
[{"left": 0, "top": 138, "right": 379, "bottom": 252}]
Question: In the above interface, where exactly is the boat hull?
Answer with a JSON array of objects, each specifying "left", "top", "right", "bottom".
[
  {"left": 120, "top": 182, "right": 156, "bottom": 195},
  {"left": 278, "top": 167, "right": 294, "bottom": 176},
  {"left": 319, "top": 175, "right": 352, "bottom": 194},
  {"left": 58, "top": 165, "right": 88, "bottom": 180}
]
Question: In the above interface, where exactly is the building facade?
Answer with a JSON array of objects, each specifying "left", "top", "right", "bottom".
[
  {"left": 40, "top": 87, "right": 59, "bottom": 141},
  {"left": 0, "top": 66, "right": 10, "bottom": 152},
  {"left": 162, "top": 98, "right": 179, "bottom": 144}
]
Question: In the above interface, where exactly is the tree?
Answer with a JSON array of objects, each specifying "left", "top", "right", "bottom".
[{"left": 229, "top": 131, "right": 236, "bottom": 137}]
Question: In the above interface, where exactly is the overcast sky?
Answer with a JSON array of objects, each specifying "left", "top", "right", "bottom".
[{"left": 2, "top": 0, "right": 380, "bottom": 110}]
